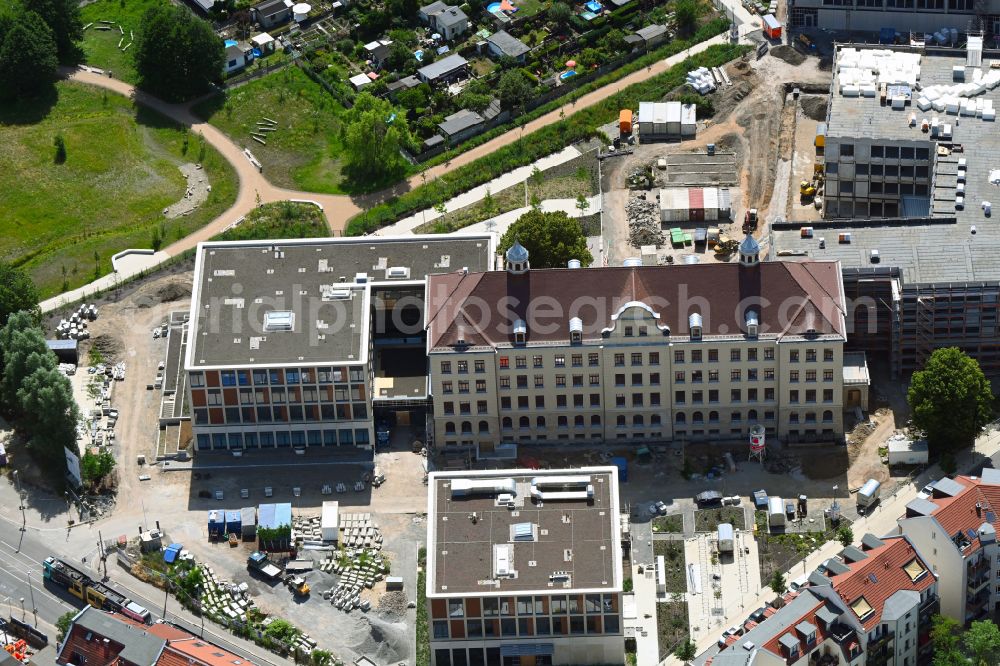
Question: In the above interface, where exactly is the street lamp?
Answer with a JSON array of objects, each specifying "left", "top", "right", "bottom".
[
  {"left": 19, "top": 597, "right": 24, "bottom": 621},
  {"left": 26, "top": 571, "right": 37, "bottom": 625},
  {"left": 13, "top": 470, "right": 25, "bottom": 532}
]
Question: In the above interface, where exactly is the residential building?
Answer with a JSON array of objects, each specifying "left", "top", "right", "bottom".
[
  {"left": 417, "top": 53, "right": 469, "bottom": 85},
  {"left": 788, "top": 0, "right": 990, "bottom": 32},
  {"left": 57, "top": 606, "right": 258, "bottom": 666},
  {"left": 772, "top": 45, "right": 1000, "bottom": 378},
  {"left": 224, "top": 44, "right": 247, "bottom": 74},
  {"left": 420, "top": 1, "right": 470, "bottom": 39},
  {"left": 438, "top": 109, "right": 485, "bottom": 143},
  {"left": 633, "top": 24, "right": 668, "bottom": 50},
  {"left": 183, "top": 234, "right": 495, "bottom": 454},
  {"left": 363, "top": 38, "right": 393, "bottom": 67},
  {"left": 426, "top": 467, "right": 624, "bottom": 666},
  {"left": 708, "top": 534, "right": 937, "bottom": 666},
  {"left": 252, "top": 0, "right": 292, "bottom": 29},
  {"left": 425, "top": 238, "right": 853, "bottom": 455},
  {"left": 486, "top": 30, "right": 530, "bottom": 62},
  {"left": 897, "top": 470, "right": 1000, "bottom": 624}
]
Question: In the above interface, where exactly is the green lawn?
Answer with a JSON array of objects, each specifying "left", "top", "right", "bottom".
[
  {"left": 0, "top": 81, "right": 237, "bottom": 298},
  {"left": 514, "top": 0, "right": 546, "bottom": 18},
  {"left": 193, "top": 67, "right": 349, "bottom": 194},
  {"left": 80, "top": 0, "right": 168, "bottom": 84}
]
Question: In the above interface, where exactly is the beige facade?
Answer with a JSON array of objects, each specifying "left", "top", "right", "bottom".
[{"left": 429, "top": 308, "right": 845, "bottom": 452}]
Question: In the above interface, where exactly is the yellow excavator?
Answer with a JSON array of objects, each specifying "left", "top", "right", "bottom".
[{"left": 800, "top": 180, "right": 817, "bottom": 197}]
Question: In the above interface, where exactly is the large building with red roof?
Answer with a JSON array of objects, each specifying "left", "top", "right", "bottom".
[
  {"left": 425, "top": 239, "right": 859, "bottom": 455},
  {"left": 56, "top": 607, "right": 257, "bottom": 666},
  {"left": 706, "top": 534, "right": 938, "bottom": 666},
  {"left": 897, "top": 469, "right": 1000, "bottom": 624}
]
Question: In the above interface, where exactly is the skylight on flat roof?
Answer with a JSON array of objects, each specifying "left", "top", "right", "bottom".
[{"left": 263, "top": 311, "right": 294, "bottom": 332}]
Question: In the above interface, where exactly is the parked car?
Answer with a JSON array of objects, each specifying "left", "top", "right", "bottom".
[
  {"left": 654, "top": 500, "right": 669, "bottom": 514},
  {"left": 917, "top": 482, "right": 936, "bottom": 500}
]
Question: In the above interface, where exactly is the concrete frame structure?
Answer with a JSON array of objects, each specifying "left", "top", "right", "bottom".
[
  {"left": 787, "top": 0, "right": 999, "bottom": 33},
  {"left": 183, "top": 234, "right": 495, "bottom": 454},
  {"left": 426, "top": 467, "right": 624, "bottom": 666},
  {"left": 425, "top": 240, "right": 852, "bottom": 455}
]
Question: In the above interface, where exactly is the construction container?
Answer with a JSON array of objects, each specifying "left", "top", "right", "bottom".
[
  {"left": 241, "top": 506, "right": 257, "bottom": 539},
  {"left": 767, "top": 496, "right": 785, "bottom": 528},
  {"left": 815, "top": 123, "right": 826, "bottom": 148},
  {"left": 659, "top": 187, "right": 724, "bottom": 222},
  {"left": 638, "top": 101, "right": 684, "bottom": 141},
  {"left": 321, "top": 500, "right": 340, "bottom": 542},
  {"left": 680, "top": 104, "right": 697, "bottom": 137},
  {"left": 857, "top": 479, "right": 881, "bottom": 508},
  {"left": 619, "top": 109, "right": 632, "bottom": 134},
  {"left": 717, "top": 523, "right": 734, "bottom": 553},
  {"left": 666, "top": 102, "right": 682, "bottom": 135},
  {"left": 887, "top": 438, "right": 928, "bottom": 466},
  {"left": 762, "top": 14, "right": 781, "bottom": 40}
]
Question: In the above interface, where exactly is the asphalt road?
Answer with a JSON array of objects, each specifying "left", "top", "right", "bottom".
[{"left": 0, "top": 528, "right": 291, "bottom": 666}]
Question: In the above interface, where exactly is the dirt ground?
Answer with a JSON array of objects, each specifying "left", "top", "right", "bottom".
[{"left": 601, "top": 50, "right": 832, "bottom": 265}]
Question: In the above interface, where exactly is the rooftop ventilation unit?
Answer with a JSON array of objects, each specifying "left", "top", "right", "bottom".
[
  {"left": 569, "top": 317, "right": 583, "bottom": 344},
  {"left": 355, "top": 273, "right": 369, "bottom": 284},
  {"left": 689, "top": 312, "right": 703, "bottom": 339},
  {"left": 550, "top": 571, "right": 571, "bottom": 583},
  {"left": 263, "top": 311, "right": 294, "bottom": 332},
  {"left": 386, "top": 266, "right": 410, "bottom": 279},
  {"left": 451, "top": 477, "right": 517, "bottom": 498},
  {"left": 493, "top": 544, "right": 516, "bottom": 578},
  {"left": 746, "top": 310, "right": 759, "bottom": 337},
  {"left": 567, "top": 259, "right": 582, "bottom": 269},
  {"left": 513, "top": 319, "right": 526, "bottom": 345},
  {"left": 623, "top": 257, "right": 642, "bottom": 267},
  {"left": 322, "top": 289, "right": 353, "bottom": 301},
  {"left": 530, "top": 475, "right": 594, "bottom": 501}
]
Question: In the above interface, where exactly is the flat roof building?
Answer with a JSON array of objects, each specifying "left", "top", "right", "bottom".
[
  {"left": 183, "top": 234, "right": 494, "bottom": 455},
  {"left": 426, "top": 467, "right": 624, "bottom": 665}
]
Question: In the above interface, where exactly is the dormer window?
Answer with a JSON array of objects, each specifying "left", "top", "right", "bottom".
[
  {"left": 689, "top": 313, "right": 703, "bottom": 340},
  {"left": 746, "top": 310, "right": 759, "bottom": 338},
  {"left": 569, "top": 317, "right": 582, "bottom": 344},
  {"left": 513, "top": 319, "right": 526, "bottom": 345}
]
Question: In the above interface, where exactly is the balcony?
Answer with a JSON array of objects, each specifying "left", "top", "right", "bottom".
[
  {"left": 829, "top": 623, "right": 856, "bottom": 644},
  {"left": 967, "top": 574, "right": 990, "bottom": 595}
]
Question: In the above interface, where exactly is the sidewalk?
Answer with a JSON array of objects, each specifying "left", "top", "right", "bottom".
[{"left": 662, "top": 426, "right": 1000, "bottom": 665}]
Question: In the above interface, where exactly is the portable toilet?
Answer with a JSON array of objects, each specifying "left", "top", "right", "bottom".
[
  {"left": 208, "top": 510, "right": 224, "bottom": 539},
  {"left": 610, "top": 456, "right": 628, "bottom": 482},
  {"left": 241, "top": 506, "right": 257, "bottom": 539},
  {"left": 225, "top": 510, "right": 242, "bottom": 535},
  {"left": 762, "top": 14, "right": 782, "bottom": 40},
  {"left": 619, "top": 109, "right": 633, "bottom": 135},
  {"left": 815, "top": 123, "right": 826, "bottom": 149}
]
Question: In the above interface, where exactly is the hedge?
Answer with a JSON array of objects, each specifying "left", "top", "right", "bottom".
[{"left": 346, "top": 39, "right": 748, "bottom": 236}]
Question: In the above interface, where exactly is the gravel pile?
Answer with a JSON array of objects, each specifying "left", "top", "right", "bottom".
[
  {"left": 377, "top": 591, "right": 408, "bottom": 621},
  {"left": 627, "top": 196, "right": 665, "bottom": 248}
]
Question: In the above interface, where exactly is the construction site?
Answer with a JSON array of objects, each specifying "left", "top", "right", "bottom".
[{"left": 602, "top": 42, "right": 834, "bottom": 267}]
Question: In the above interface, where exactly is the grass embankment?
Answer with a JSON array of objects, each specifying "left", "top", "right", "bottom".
[
  {"left": 416, "top": 547, "right": 429, "bottom": 666},
  {"left": 348, "top": 38, "right": 748, "bottom": 235},
  {"left": 0, "top": 81, "right": 237, "bottom": 297},
  {"left": 80, "top": 0, "right": 167, "bottom": 84},
  {"left": 218, "top": 201, "right": 329, "bottom": 241},
  {"left": 193, "top": 66, "right": 350, "bottom": 194}
]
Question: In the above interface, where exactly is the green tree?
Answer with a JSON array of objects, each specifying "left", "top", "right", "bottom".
[
  {"left": 0, "top": 312, "right": 54, "bottom": 411},
  {"left": 769, "top": 569, "right": 785, "bottom": 594},
  {"left": 549, "top": 2, "right": 571, "bottom": 25},
  {"left": 599, "top": 28, "right": 627, "bottom": 54},
  {"left": 81, "top": 450, "right": 116, "bottom": 486},
  {"left": 56, "top": 610, "right": 77, "bottom": 642},
  {"left": 18, "top": 365, "right": 80, "bottom": 469},
  {"left": 675, "top": 638, "right": 697, "bottom": 661},
  {"left": 309, "top": 649, "right": 333, "bottom": 666},
  {"left": 397, "top": 86, "right": 428, "bottom": 112},
  {"left": 0, "top": 11, "right": 58, "bottom": 100},
  {"left": 133, "top": 4, "right": 224, "bottom": 102},
  {"left": 575, "top": 194, "right": 590, "bottom": 215},
  {"left": 908, "top": 347, "right": 992, "bottom": 454},
  {"left": 577, "top": 47, "right": 601, "bottom": 70},
  {"left": 964, "top": 620, "right": 1000, "bottom": 666},
  {"left": 498, "top": 210, "right": 593, "bottom": 268},
  {"left": 673, "top": 0, "right": 702, "bottom": 38},
  {"left": 341, "top": 92, "right": 411, "bottom": 182},
  {"left": 263, "top": 618, "right": 299, "bottom": 643},
  {"left": 931, "top": 615, "right": 964, "bottom": 666},
  {"left": 836, "top": 524, "right": 854, "bottom": 547},
  {"left": 0, "top": 263, "right": 41, "bottom": 327},
  {"left": 24, "top": 0, "right": 83, "bottom": 63},
  {"left": 497, "top": 69, "right": 533, "bottom": 111}
]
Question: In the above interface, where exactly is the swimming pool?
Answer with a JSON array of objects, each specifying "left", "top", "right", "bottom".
[
  {"left": 486, "top": 1, "right": 501, "bottom": 11},
  {"left": 414, "top": 49, "right": 424, "bottom": 61},
  {"left": 224, "top": 39, "right": 238, "bottom": 48},
  {"left": 560, "top": 70, "right": 576, "bottom": 81},
  {"left": 585, "top": 1, "right": 603, "bottom": 11}
]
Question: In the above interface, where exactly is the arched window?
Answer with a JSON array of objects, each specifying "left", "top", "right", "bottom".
[
  {"left": 479, "top": 420, "right": 489, "bottom": 433},
  {"left": 632, "top": 415, "right": 644, "bottom": 426},
  {"left": 574, "top": 415, "right": 584, "bottom": 427},
  {"left": 676, "top": 413, "right": 686, "bottom": 424},
  {"left": 822, "top": 410, "right": 833, "bottom": 422},
  {"left": 558, "top": 415, "right": 568, "bottom": 427},
  {"left": 502, "top": 417, "right": 513, "bottom": 429},
  {"left": 692, "top": 411, "right": 704, "bottom": 423},
  {"left": 461, "top": 421, "right": 472, "bottom": 434},
  {"left": 519, "top": 416, "right": 530, "bottom": 428},
  {"left": 709, "top": 411, "right": 719, "bottom": 422},
  {"left": 748, "top": 409, "right": 758, "bottom": 421},
  {"left": 537, "top": 416, "right": 546, "bottom": 428},
  {"left": 445, "top": 422, "right": 456, "bottom": 434},
  {"left": 591, "top": 415, "right": 601, "bottom": 426},
  {"left": 617, "top": 415, "right": 626, "bottom": 427},
  {"left": 651, "top": 414, "right": 661, "bottom": 425}
]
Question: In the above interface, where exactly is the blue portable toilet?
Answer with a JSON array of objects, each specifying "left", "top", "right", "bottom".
[
  {"left": 610, "top": 457, "right": 628, "bottom": 482},
  {"left": 208, "top": 510, "right": 223, "bottom": 538},
  {"left": 163, "top": 543, "right": 182, "bottom": 564},
  {"left": 225, "top": 510, "right": 242, "bottom": 534}
]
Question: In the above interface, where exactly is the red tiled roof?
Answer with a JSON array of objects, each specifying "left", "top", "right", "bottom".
[
  {"left": 760, "top": 596, "right": 829, "bottom": 658},
  {"left": 924, "top": 476, "right": 1000, "bottom": 551},
  {"left": 59, "top": 624, "right": 125, "bottom": 666},
  {"left": 426, "top": 261, "right": 846, "bottom": 349},
  {"left": 164, "top": 637, "right": 257, "bottom": 666},
  {"left": 827, "top": 536, "right": 935, "bottom": 631}
]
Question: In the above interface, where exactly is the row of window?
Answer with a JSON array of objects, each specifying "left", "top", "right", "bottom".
[
  {"left": 490, "top": 347, "right": 832, "bottom": 370},
  {"left": 500, "top": 393, "right": 662, "bottom": 410},
  {"left": 677, "top": 388, "right": 774, "bottom": 403},
  {"left": 435, "top": 595, "right": 617, "bottom": 618},
  {"left": 828, "top": 163, "right": 930, "bottom": 179},
  {"left": 491, "top": 413, "right": 664, "bottom": 430},
  {"left": 195, "top": 428, "right": 370, "bottom": 450},
  {"left": 193, "top": 402, "right": 367, "bottom": 426},
  {"left": 434, "top": 649, "right": 546, "bottom": 666},
  {"left": 834, "top": 182, "right": 930, "bottom": 197},
  {"left": 191, "top": 367, "right": 364, "bottom": 388},
  {"left": 789, "top": 389, "right": 836, "bottom": 403},
  {"left": 432, "top": 614, "right": 620, "bottom": 641},
  {"left": 836, "top": 144, "right": 932, "bottom": 161},
  {"left": 193, "top": 386, "right": 364, "bottom": 406},
  {"left": 488, "top": 367, "right": 835, "bottom": 392}
]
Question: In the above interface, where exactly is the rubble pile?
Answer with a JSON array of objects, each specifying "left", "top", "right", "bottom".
[{"left": 626, "top": 197, "right": 665, "bottom": 247}]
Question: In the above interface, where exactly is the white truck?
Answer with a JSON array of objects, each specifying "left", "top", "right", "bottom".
[{"left": 857, "top": 479, "right": 881, "bottom": 510}]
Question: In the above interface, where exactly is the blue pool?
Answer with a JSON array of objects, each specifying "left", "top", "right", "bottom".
[
  {"left": 560, "top": 70, "right": 577, "bottom": 80},
  {"left": 585, "top": 1, "right": 603, "bottom": 11},
  {"left": 487, "top": 1, "right": 501, "bottom": 11},
  {"left": 224, "top": 39, "right": 238, "bottom": 48},
  {"left": 414, "top": 49, "right": 424, "bottom": 61}
]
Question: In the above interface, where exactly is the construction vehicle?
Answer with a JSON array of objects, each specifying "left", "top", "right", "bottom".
[
  {"left": 228, "top": 533, "right": 239, "bottom": 547},
  {"left": 797, "top": 33, "right": 816, "bottom": 51},
  {"left": 247, "top": 551, "right": 283, "bottom": 580},
  {"left": 290, "top": 576, "right": 310, "bottom": 597},
  {"left": 714, "top": 236, "right": 739, "bottom": 256},
  {"left": 799, "top": 180, "right": 817, "bottom": 197},
  {"left": 743, "top": 208, "right": 758, "bottom": 234}
]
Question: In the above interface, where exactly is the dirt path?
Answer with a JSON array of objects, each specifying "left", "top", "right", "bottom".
[{"left": 846, "top": 409, "right": 895, "bottom": 489}]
